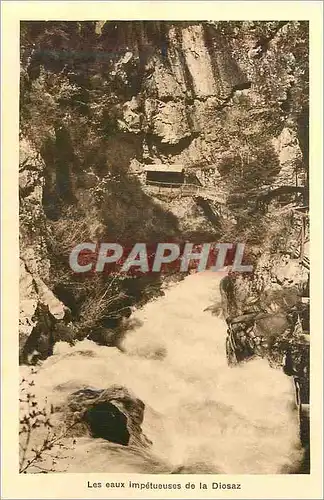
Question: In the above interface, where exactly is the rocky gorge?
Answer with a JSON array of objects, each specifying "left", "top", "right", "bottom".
[{"left": 19, "top": 21, "right": 309, "bottom": 474}]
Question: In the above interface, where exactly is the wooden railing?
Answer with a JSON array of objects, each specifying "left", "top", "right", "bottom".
[
  {"left": 287, "top": 243, "right": 310, "bottom": 270},
  {"left": 143, "top": 181, "right": 226, "bottom": 204}
]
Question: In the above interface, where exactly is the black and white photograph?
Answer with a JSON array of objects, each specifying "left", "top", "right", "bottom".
[
  {"left": 1, "top": 1, "right": 322, "bottom": 496},
  {"left": 17, "top": 18, "right": 312, "bottom": 477}
]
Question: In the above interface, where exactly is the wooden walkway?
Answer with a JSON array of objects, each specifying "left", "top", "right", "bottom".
[{"left": 144, "top": 181, "right": 226, "bottom": 205}]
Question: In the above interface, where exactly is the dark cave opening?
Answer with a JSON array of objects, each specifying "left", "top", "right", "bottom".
[{"left": 85, "top": 402, "right": 130, "bottom": 445}]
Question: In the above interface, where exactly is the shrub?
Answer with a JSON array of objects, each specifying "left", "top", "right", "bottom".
[{"left": 19, "top": 375, "right": 76, "bottom": 473}]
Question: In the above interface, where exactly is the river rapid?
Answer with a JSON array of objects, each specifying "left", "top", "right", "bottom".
[{"left": 20, "top": 271, "right": 302, "bottom": 474}]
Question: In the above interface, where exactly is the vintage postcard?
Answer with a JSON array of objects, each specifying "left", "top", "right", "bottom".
[{"left": 1, "top": 1, "right": 323, "bottom": 499}]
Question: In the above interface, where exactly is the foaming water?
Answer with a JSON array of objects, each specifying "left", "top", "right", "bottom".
[{"left": 22, "top": 271, "right": 302, "bottom": 473}]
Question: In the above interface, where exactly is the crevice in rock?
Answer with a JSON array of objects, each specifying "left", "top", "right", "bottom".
[
  {"left": 52, "top": 284, "right": 80, "bottom": 318},
  {"left": 85, "top": 402, "right": 130, "bottom": 445},
  {"left": 195, "top": 196, "right": 222, "bottom": 228},
  {"left": 279, "top": 88, "right": 292, "bottom": 113},
  {"left": 20, "top": 303, "right": 56, "bottom": 364},
  {"left": 145, "top": 131, "right": 199, "bottom": 157},
  {"left": 152, "top": 95, "right": 183, "bottom": 104},
  {"left": 252, "top": 21, "right": 290, "bottom": 57},
  {"left": 41, "top": 126, "right": 77, "bottom": 221},
  {"left": 172, "top": 25, "right": 196, "bottom": 101},
  {"left": 217, "top": 81, "right": 252, "bottom": 108}
]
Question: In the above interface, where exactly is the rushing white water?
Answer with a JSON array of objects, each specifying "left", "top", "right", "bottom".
[{"left": 21, "top": 271, "right": 302, "bottom": 473}]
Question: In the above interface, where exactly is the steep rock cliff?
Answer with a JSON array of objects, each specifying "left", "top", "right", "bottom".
[{"left": 19, "top": 21, "right": 308, "bottom": 360}]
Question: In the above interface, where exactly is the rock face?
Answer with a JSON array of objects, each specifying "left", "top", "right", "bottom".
[
  {"left": 19, "top": 139, "right": 73, "bottom": 362},
  {"left": 66, "top": 385, "right": 151, "bottom": 448},
  {"left": 21, "top": 21, "right": 307, "bottom": 175},
  {"left": 19, "top": 259, "right": 74, "bottom": 363},
  {"left": 19, "top": 138, "right": 49, "bottom": 279},
  {"left": 272, "top": 127, "right": 304, "bottom": 188},
  {"left": 19, "top": 21, "right": 308, "bottom": 362}
]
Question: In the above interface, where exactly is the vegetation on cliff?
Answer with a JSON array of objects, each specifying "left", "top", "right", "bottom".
[{"left": 19, "top": 21, "right": 309, "bottom": 361}]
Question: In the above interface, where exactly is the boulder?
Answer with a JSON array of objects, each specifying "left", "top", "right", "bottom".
[
  {"left": 19, "top": 259, "right": 72, "bottom": 364},
  {"left": 66, "top": 385, "right": 151, "bottom": 448}
]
